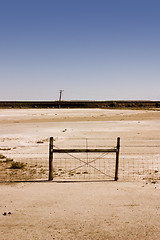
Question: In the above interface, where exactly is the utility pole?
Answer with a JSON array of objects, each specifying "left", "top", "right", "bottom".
[
  {"left": 59, "top": 90, "right": 64, "bottom": 101},
  {"left": 59, "top": 90, "right": 64, "bottom": 108}
]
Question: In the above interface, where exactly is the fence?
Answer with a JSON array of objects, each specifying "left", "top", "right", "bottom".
[
  {"left": 0, "top": 139, "right": 49, "bottom": 182},
  {"left": 119, "top": 138, "right": 160, "bottom": 182},
  {"left": 0, "top": 137, "right": 159, "bottom": 182},
  {"left": 49, "top": 137, "right": 120, "bottom": 181}
]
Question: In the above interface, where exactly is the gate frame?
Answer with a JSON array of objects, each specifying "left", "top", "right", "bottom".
[{"left": 49, "top": 137, "right": 120, "bottom": 181}]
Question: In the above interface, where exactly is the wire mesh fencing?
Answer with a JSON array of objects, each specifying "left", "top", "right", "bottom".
[
  {"left": 50, "top": 138, "right": 118, "bottom": 181},
  {"left": 52, "top": 152, "right": 117, "bottom": 181},
  {"left": 0, "top": 139, "right": 49, "bottom": 182},
  {"left": 51, "top": 137, "right": 160, "bottom": 182},
  {"left": 119, "top": 138, "right": 160, "bottom": 182},
  {"left": 0, "top": 137, "right": 159, "bottom": 182}
]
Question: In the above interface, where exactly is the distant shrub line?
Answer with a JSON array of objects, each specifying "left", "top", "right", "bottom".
[{"left": 0, "top": 101, "right": 159, "bottom": 109}]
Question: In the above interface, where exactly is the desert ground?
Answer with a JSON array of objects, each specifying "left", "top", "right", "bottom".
[{"left": 0, "top": 108, "right": 160, "bottom": 239}]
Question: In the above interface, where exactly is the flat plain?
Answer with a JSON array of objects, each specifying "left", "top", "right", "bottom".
[{"left": 0, "top": 108, "right": 160, "bottom": 239}]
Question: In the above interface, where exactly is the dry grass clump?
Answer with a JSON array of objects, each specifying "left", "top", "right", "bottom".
[{"left": 10, "top": 161, "right": 26, "bottom": 169}]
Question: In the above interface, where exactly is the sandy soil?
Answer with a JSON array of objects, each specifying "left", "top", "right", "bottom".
[
  {"left": 0, "top": 182, "right": 160, "bottom": 240},
  {"left": 0, "top": 109, "right": 160, "bottom": 239},
  {"left": 0, "top": 108, "right": 160, "bottom": 123}
]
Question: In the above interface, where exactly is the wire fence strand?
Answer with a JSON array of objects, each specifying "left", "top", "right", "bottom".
[{"left": 0, "top": 137, "right": 160, "bottom": 182}]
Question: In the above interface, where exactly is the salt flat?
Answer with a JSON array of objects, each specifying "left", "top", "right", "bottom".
[{"left": 0, "top": 109, "right": 160, "bottom": 239}]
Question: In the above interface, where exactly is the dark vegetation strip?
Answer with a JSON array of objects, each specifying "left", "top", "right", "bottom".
[{"left": 0, "top": 100, "right": 160, "bottom": 109}]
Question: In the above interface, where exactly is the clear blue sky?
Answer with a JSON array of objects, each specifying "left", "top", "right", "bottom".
[{"left": 0, "top": 0, "right": 160, "bottom": 101}]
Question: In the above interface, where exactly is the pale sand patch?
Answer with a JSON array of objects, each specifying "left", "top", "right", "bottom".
[
  {"left": 0, "top": 182, "right": 160, "bottom": 240},
  {"left": 0, "top": 108, "right": 160, "bottom": 124}
]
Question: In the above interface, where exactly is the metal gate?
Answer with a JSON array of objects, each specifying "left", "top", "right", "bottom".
[{"left": 49, "top": 137, "right": 120, "bottom": 181}]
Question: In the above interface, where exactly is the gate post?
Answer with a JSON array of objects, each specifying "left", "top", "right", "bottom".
[
  {"left": 49, "top": 137, "right": 53, "bottom": 181},
  {"left": 115, "top": 137, "right": 120, "bottom": 181}
]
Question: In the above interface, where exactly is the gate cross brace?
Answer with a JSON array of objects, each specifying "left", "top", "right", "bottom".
[{"left": 49, "top": 137, "right": 120, "bottom": 181}]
